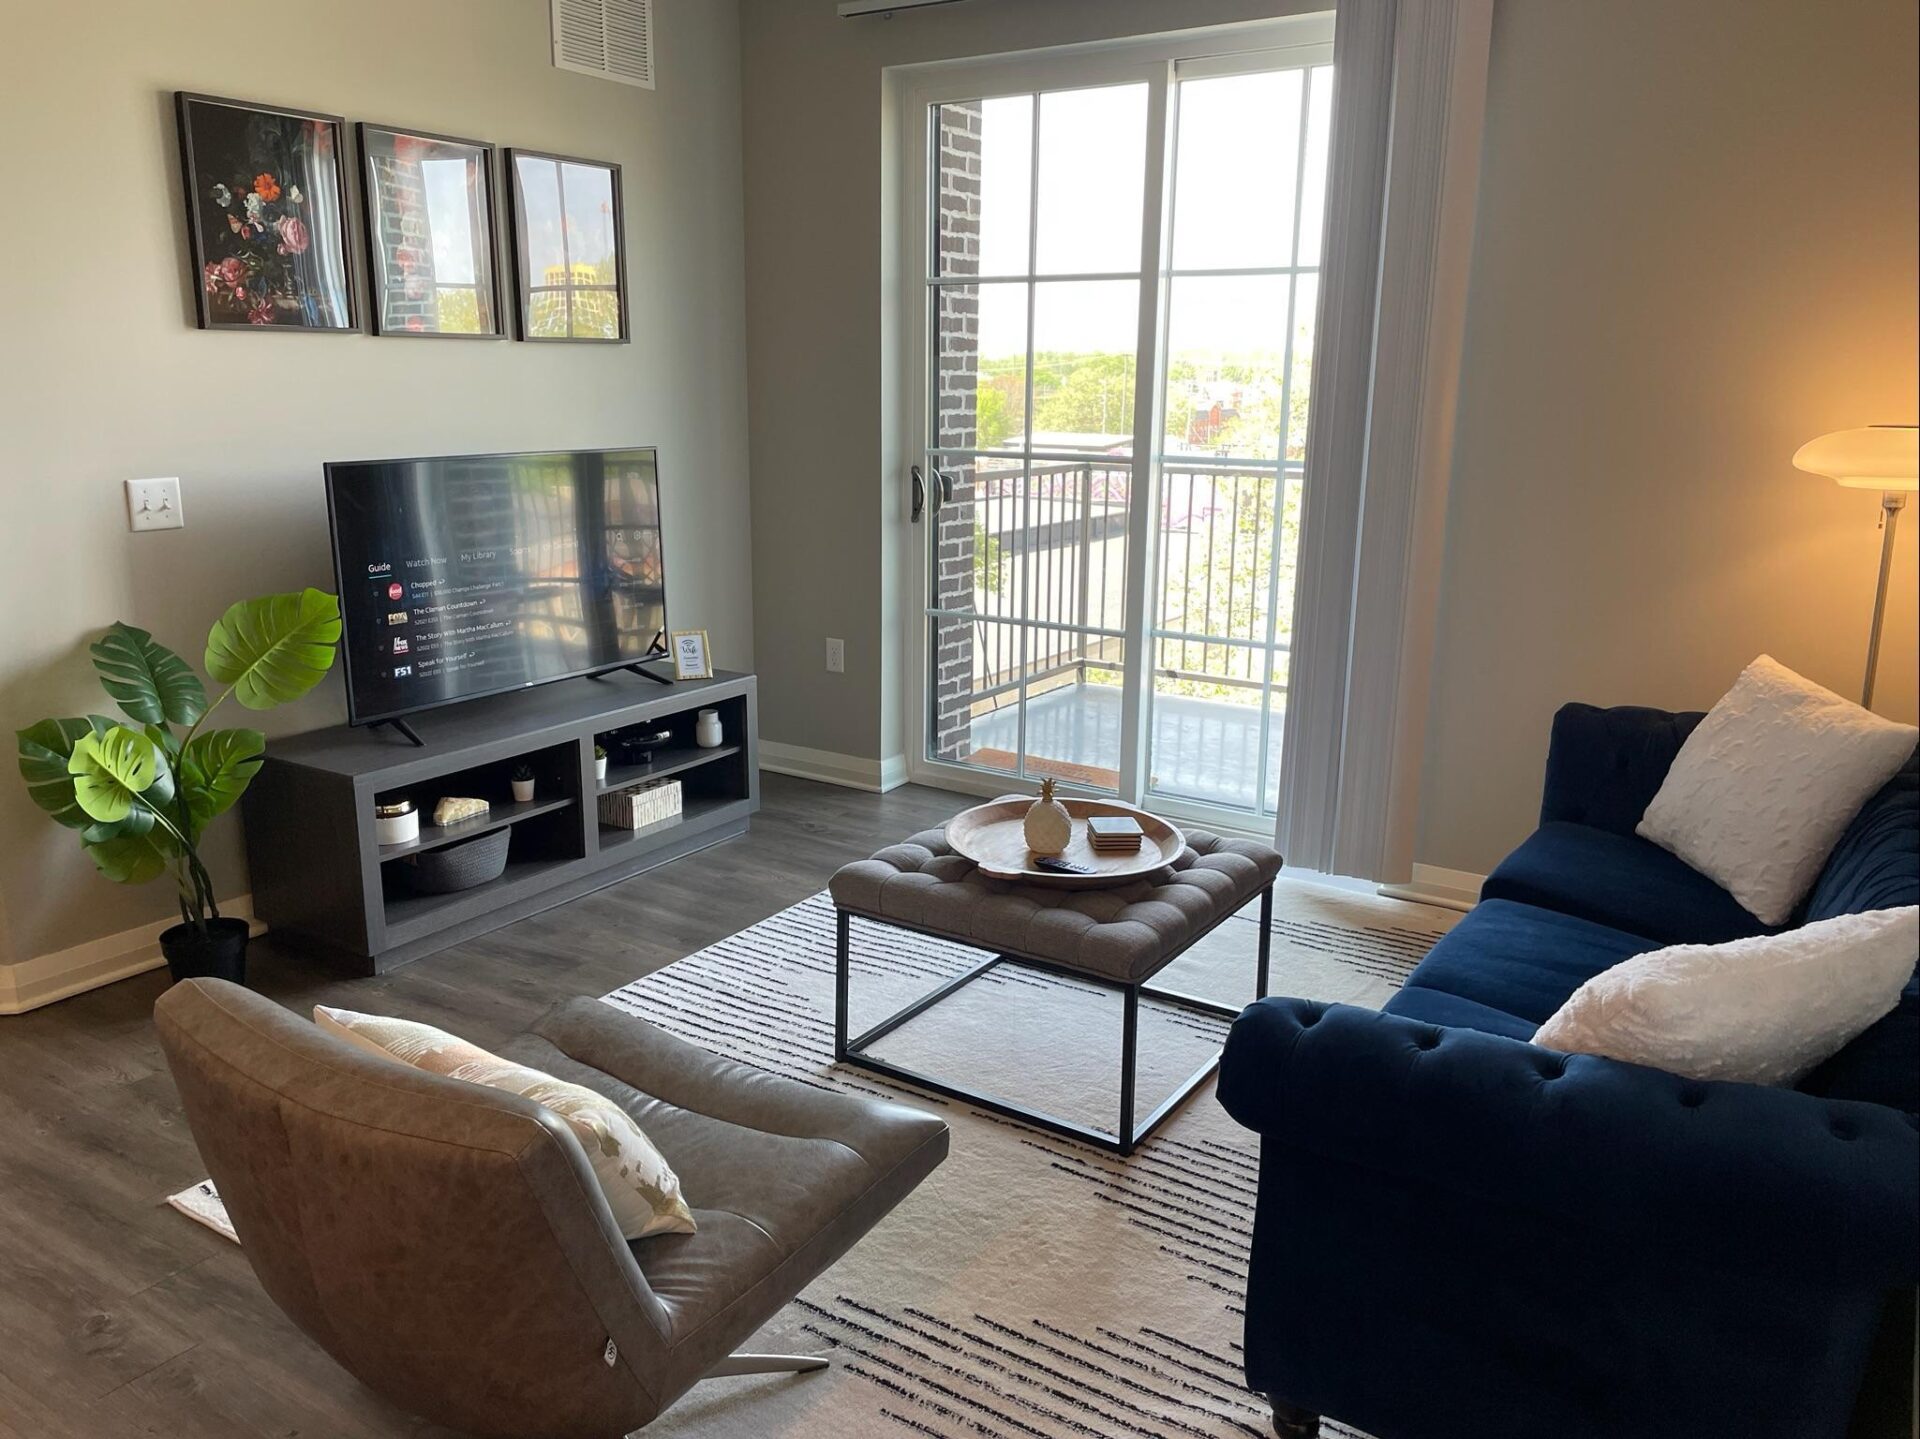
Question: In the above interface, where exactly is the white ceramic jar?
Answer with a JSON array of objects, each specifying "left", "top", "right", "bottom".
[
  {"left": 695, "top": 709, "right": 723, "bottom": 748},
  {"left": 374, "top": 798, "right": 419, "bottom": 847}
]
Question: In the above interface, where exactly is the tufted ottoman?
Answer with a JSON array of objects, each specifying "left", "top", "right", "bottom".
[{"left": 829, "top": 820, "right": 1282, "bottom": 1155}]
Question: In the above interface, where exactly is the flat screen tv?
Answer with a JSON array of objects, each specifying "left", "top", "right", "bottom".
[{"left": 325, "top": 447, "right": 668, "bottom": 726}]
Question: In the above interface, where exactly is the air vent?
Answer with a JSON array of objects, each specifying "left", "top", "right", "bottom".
[{"left": 551, "top": 0, "right": 654, "bottom": 90}]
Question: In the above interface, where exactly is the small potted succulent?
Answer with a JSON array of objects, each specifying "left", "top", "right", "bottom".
[
  {"left": 594, "top": 745, "right": 609, "bottom": 782},
  {"left": 510, "top": 763, "right": 536, "bottom": 803},
  {"left": 16, "top": 589, "right": 341, "bottom": 985}
]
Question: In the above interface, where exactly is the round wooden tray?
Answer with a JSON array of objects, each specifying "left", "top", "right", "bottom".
[{"left": 945, "top": 796, "right": 1186, "bottom": 889}]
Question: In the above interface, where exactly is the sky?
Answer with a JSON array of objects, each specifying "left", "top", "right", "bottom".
[
  {"left": 421, "top": 158, "right": 477, "bottom": 283},
  {"left": 958, "top": 66, "right": 1333, "bottom": 362}
]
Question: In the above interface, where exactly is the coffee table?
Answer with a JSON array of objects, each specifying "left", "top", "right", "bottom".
[{"left": 828, "top": 819, "right": 1282, "bottom": 1155}]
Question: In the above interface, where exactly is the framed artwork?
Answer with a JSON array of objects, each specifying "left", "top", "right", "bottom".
[
  {"left": 176, "top": 93, "right": 357, "bottom": 331},
  {"left": 505, "top": 149, "right": 628, "bottom": 343},
  {"left": 671, "top": 630, "right": 713, "bottom": 681},
  {"left": 358, "top": 124, "right": 503, "bottom": 338}
]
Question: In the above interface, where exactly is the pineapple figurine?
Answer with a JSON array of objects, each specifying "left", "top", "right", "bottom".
[{"left": 1023, "top": 777, "right": 1073, "bottom": 857}]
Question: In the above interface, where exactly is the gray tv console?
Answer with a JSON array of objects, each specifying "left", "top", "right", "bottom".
[{"left": 242, "top": 670, "right": 758, "bottom": 973}]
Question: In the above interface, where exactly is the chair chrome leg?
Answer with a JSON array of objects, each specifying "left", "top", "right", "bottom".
[{"left": 703, "top": 1353, "right": 831, "bottom": 1379}]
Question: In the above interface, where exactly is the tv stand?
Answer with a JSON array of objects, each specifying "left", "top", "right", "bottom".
[
  {"left": 243, "top": 671, "right": 758, "bottom": 973},
  {"left": 368, "top": 717, "right": 427, "bottom": 747}
]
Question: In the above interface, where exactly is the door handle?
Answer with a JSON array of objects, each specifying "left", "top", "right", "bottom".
[
  {"left": 911, "top": 465, "right": 926, "bottom": 524},
  {"left": 936, "top": 470, "right": 956, "bottom": 508}
]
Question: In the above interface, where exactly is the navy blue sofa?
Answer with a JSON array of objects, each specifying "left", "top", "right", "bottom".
[{"left": 1218, "top": 703, "right": 1919, "bottom": 1439}]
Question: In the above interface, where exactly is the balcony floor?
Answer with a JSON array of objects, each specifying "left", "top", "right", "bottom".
[{"left": 962, "top": 681, "right": 1283, "bottom": 815}]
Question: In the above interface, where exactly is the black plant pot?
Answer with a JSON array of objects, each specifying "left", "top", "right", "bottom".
[{"left": 160, "top": 917, "right": 250, "bottom": 986}]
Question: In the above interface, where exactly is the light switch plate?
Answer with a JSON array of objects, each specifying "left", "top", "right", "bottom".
[
  {"left": 826, "top": 637, "right": 845, "bottom": 674},
  {"left": 126, "top": 477, "right": 184, "bottom": 532}
]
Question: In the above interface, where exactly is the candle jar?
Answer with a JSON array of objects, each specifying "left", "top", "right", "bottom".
[
  {"left": 695, "top": 709, "right": 723, "bottom": 749},
  {"left": 374, "top": 798, "right": 418, "bottom": 847}
]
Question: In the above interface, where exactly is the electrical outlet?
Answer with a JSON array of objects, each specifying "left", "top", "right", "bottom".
[
  {"left": 126, "top": 477, "right": 184, "bottom": 532},
  {"left": 826, "top": 637, "right": 845, "bottom": 674}
]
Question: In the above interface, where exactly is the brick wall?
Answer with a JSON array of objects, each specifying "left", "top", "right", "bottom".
[
  {"left": 932, "top": 102, "right": 983, "bottom": 761},
  {"left": 372, "top": 149, "right": 437, "bottom": 332}
]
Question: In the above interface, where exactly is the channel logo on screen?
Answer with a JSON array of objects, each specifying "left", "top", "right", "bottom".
[
  {"left": 387, "top": 611, "right": 408, "bottom": 627},
  {"left": 387, "top": 581, "right": 404, "bottom": 601}
]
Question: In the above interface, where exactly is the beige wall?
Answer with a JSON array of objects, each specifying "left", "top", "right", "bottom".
[
  {"left": 1416, "top": 0, "right": 1920, "bottom": 875},
  {"left": 739, "top": 0, "right": 1315, "bottom": 767},
  {"left": 0, "top": 0, "right": 750, "bottom": 964}
]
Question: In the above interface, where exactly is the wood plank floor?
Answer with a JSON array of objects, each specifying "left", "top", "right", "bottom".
[{"left": 0, "top": 773, "right": 962, "bottom": 1439}]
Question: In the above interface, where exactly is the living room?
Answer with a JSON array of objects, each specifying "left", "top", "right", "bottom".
[{"left": 0, "top": 1, "right": 1914, "bottom": 1437}]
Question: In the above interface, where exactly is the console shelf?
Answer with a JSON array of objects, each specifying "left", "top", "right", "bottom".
[
  {"left": 599, "top": 742, "right": 742, "bottom": 792},
  {"left": 243, "top": 671, "right": 759, "bottom": 973},
  {"left": 376, "top": 795, "right": 577, "bottom": 861}
]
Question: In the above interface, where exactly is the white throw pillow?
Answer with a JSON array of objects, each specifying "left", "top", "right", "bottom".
[
  {"left": 1532, "top": 906, "right": 1918, "bottom": 1085},
  {"left": 313, "top": 1006, "right": 695, "bottom": 1240},
  {"left": 1637, "top": 655, "right": 1918, "bottom": 925}
]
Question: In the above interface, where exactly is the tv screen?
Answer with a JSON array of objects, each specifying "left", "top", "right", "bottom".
[{"left": 325, "top": 447, "right": 668, "bottom": 725}]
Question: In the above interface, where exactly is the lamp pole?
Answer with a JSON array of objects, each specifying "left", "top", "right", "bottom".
[{"left": 1863, "top": 490, "right": 1907, "bottom": 711}]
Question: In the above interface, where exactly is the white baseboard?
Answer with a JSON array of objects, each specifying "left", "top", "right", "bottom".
[
  {"left": 760, "top": 741, "right": 908, "bottom": 794},
  {"left": 1378, "top": 863, "right": 1483, "bottom": 914},
  {"left": 0, "top": 896, "right": 260, "bottom": 1016}
]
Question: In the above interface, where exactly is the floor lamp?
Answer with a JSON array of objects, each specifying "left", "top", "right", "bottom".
[{"left": 1793, "top": 425, "right": 1920, "bottom": 710}]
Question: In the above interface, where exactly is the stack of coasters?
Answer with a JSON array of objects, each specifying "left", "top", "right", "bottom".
[{"left": 1087, "top": 814, "right": 1144, "bottom": 854}]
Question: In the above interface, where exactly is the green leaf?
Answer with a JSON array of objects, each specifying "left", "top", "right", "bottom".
[
  {"left": 204, "top": 589, "right": 341, "bottom": 711},
  {"left": 17, "top": 716, "right": 113, "bottom": 828},
  {"left": 145, "top": 723, "right": 183, "bottom": 763},
  {"left": 83, "top": 828, "right": 173, "bottom": 884},
  {"left": 90, "top": 623, "right": 207, "bottom": 727},
  {"left": 180, "top": 728, "right": 264, "bottom": 834},
  {"left": 67, "top": 726, "right": 161, "bottom": 825}
]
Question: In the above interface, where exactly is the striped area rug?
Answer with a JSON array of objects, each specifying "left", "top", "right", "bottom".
[{"left": 601, "top": 878, "right": 1456, "bottom": 1439}]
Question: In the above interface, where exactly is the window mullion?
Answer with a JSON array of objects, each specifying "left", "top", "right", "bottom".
[
  {"left": 1116, "top": 61, "right": 1175, "bottom": 808},
  {"left": 1015, "top": 91, "right": 1043, "bottom": 783}
]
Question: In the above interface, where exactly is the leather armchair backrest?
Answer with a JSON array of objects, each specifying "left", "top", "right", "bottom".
[{"left": 154, "top": 979, "right": 668, "bottom": 1439}]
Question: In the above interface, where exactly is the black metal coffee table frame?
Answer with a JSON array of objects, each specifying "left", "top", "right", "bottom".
[{"left": 833, "top": 884, "right": 1273, "bottom": 1156}]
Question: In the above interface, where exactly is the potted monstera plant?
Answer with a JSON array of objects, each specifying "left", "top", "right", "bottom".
[{"left": 15, "top": 589, "right": 341, "bottom": 985}]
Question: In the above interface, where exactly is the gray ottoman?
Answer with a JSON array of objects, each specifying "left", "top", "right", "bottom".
[{"left": 829, "top": 823, "right": 1282, "bottom": 1155}]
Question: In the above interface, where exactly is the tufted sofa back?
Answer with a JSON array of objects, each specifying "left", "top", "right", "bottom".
[{"left": 1802, "top": 748, "right": 1920, "bottom": 923}]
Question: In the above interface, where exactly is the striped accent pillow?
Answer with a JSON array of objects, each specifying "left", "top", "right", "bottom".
[{"left": 313, "top": 1005, "right": 695, "bottom": 1240}]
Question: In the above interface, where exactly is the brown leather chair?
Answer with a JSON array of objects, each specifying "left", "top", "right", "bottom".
[{"left": 155, "top": 979, "right": 949, "bottom": 1438}]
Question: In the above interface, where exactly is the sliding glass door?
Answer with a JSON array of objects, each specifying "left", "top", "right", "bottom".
[{"left": 903, "top": 20, "right": 1335, "bottom": 830}]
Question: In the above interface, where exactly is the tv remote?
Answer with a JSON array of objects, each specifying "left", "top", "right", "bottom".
[{"left": 1033, "top": 855, "right": 1097, "bottom": 875}]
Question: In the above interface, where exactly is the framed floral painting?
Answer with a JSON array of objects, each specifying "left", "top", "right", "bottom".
[
  {"left": 505, "top": 149, "right": 629, "bottom": 343},
  {"left": 176, "top": 93, "right": 357, "bottom": 331},
  {"left": 359, "top": 123, "right": 503, "bottom": 338}
]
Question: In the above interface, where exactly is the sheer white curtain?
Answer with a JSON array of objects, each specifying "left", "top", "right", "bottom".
[{"left": 1274, "top": 0, "right": 1493, "bottom": 882}]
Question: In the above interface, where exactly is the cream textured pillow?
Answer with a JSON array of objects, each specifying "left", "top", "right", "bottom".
[
  {"left": 313, "top": 1006, "right": 695, "bottom": 1240},
  {"left": 1636, "top": 655, "right": 1918, "bottom": 925},
  {"left": 1532, "top": 906, "right": 1918, "bottom": 1085}
]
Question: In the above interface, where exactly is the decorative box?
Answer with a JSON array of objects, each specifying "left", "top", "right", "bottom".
[{"left": 598, "top": 777, "right": 683, "bottom": 831}]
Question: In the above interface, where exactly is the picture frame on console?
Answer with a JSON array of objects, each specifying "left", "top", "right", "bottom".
[
  {"left": 176, "top": 93, "right": 357, "bottom": 332},
  {"left": 671, "top": 630, "right": 713, "bottom": 681},
  {"left": 505, "top": 148, "right": 628, "bottom": 343},
  {"left": 358, "top": 123, "right": 503, "bottom": 338}
]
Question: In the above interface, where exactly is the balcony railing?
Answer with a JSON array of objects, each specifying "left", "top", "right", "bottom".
[{"left": 932, "top": 454, "right": 1300, "bottom": 810}]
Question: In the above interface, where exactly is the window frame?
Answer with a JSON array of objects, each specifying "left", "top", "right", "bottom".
[{"left": 894, "top": 15, "right": 1336, "bottom": 834}]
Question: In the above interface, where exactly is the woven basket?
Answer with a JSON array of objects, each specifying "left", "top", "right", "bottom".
[{"left": 403, "top": 828, "right": 511, "bottom": 894}]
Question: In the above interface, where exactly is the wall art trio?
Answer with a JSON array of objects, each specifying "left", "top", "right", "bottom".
[{"left": 176, "top": 92, "right": 628, "bottom": 343}]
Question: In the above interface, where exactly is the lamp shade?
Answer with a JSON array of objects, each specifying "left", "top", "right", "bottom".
[{"left": 1792, "top": 425, "right": 1920, "bottom": 491}]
